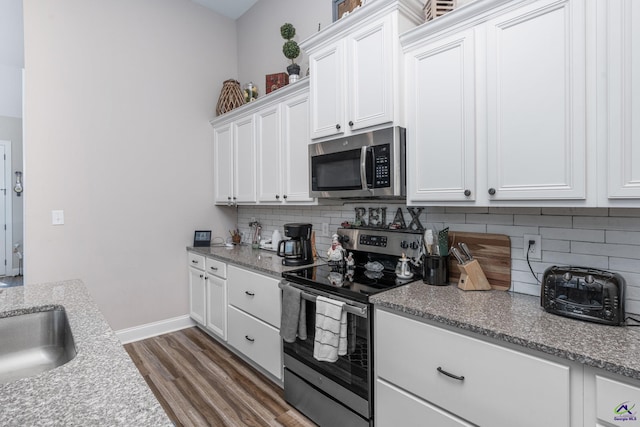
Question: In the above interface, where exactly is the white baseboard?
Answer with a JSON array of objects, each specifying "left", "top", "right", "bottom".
[{"left": 116, "top": 315, "right": 196, "bottom": 344}]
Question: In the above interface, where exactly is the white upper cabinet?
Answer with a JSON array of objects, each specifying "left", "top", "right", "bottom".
[
  {"left": 233, "top": 115, "right": 257, "bottom": 204},
  {"left": 211, "top": 79, "right": 314, "bottom": 205},
  {"left": 256, "top": 103, "right": 281, "bottom": 202},
  {"left": 281, "top": 91, "right": 314, "bottom": 203},
  {"left": 604, "top": 0, "right": 640, "bottom": 201},
  {"left": 212, "top": 115, "right": 256, "bottom": 205},
  {"left": 402, "top": 0, "right": 593, "bottom": 206},
  {"left": 485, "top": 0, "right": 586, "bottom": 201},
  {"left": 405, "top": 28, "right": 477, "bottom": 202},
  {"left": 212, "top": 123, "right": 234, "bottom": 205},
  {"left": 257, "top": 88, "right": 314, "bottom": 204},
  {"left": 302, "top": 0, "right": 424, "bottom": 140}
]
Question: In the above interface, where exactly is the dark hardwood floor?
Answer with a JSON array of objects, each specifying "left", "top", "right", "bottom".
[{"left": 124, "top": 327, "right": 316, "bottom": 427}]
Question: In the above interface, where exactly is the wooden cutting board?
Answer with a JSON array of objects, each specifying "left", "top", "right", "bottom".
[{"left": 447, "top": 232, "right": 512, "bottom": 290}]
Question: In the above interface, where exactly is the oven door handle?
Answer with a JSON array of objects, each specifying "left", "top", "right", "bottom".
[{"left": 279, "top": 281, "right": 368, "bottom": 318}]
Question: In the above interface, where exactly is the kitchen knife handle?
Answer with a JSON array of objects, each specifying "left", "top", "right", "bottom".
[
  {"left": 437, "top": 367, "right": 465, "bottom": 381},
  {"left": 450, "top": 247, "right": 465, "bottom": 264},
  {"left": 459, "top": 242, "right": 473, "bottom": 260}
]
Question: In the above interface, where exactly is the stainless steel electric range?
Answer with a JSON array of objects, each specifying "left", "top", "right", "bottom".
[{"left": 280, "top": 227, "right": 423, "bottom": 427}]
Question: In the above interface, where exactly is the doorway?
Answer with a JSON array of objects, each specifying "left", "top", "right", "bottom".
[{"left": 0, "top": 140, "right": 14, "bottom": 278}]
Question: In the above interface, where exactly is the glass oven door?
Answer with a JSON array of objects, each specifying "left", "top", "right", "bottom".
[{"left": 283, "top": 295, "right": 370, "bottom": 401}]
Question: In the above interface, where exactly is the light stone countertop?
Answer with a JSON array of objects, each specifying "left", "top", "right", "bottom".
[
  {"left": 188, "top": 244, "right": 326, "bottom": 277},
  {"left": 0, "top": 280, "right": 171, "bottom": 426},
  {"left": 371, "top": 282, "right": 640, "bottom": 381}
]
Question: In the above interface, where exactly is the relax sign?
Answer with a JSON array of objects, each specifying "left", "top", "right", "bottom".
[{"left": 352, "top": 207, "right": 424, "bottom": 231}]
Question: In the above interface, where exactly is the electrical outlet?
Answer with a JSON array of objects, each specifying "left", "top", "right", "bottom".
[
  {"left": 250, "top": 217, "right": 256, "bottom": 223},
  {"left": 523, "top": 235, "right": 541, "bottom": 260},
  {"left": 322, "top": 223, "right": 329, "bottom": 236},
  {"left": 51, "top": 210, "right": 65, "bottom": 225}
]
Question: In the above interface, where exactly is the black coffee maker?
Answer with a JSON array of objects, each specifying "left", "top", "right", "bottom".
[{"left": 277, "top": 223, "right": 313, "bottom": 266}]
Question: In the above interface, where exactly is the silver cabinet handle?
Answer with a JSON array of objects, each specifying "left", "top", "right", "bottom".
[
  {"left": 191, "top": 260, "right": 199, "bottom": 264},
  {"left": 199, "top": 274, "right": 204, "bottom": 278},
  {"left": 245, "top": 335, "right": 255, "bottom": 342},
  {"left": 245, "top": 291, "right": 255, "bottom": 297},
  {"left": 210, "top": 266, "right": 218, "bottom": 271}
]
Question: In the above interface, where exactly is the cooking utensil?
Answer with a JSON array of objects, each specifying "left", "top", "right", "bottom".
[
  {"left": 438, "top": 227, "right": 449, "bottom": 255},
  {"left": 450, "top": 247, "right": 466, "bottom": 264},
  {"left": 459, "top": 242, "right": 473, "bottom": 261},
  {"left": 423, "top": 229, "right": 434, "bottom": 255}
]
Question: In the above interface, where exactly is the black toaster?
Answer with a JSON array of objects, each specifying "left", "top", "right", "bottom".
[{"left": 541, "top": 266, "right": 626, "bottom": 326}]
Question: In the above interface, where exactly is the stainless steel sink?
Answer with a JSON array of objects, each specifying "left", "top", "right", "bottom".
[{"left": 0, "top": 308, "right": 77, "bottom": 384}]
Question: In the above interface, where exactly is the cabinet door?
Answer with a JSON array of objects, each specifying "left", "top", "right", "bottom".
[
  {"left": 233, "top": 115, "right": 256, "bottom": 203},
  {"left": 486, "top": 0, "right": 586, "bottom": 200},
  {"left": 406, "top": 29, "right": 476, "bottom": 203},
  {"left": 348, "top": 15, "right": 394, "bottom": 132},
  {"left": 189, "top": 266, "right": 206, "bottom": 325},
  {"left": 607, "top": 0, "right": 640, "bottom": 199},
  {"left": 205, "top": 274, "right": 227, "bottom": 340},
  {"left": 309, "top": 42, "right": 345, "bottom": 139},
  {"left": 256, "top": 104, "right": 282, "bottom": 202},
  {"left": 376, "top": 309, "right": 572, "bottom": 427},
  {"left": 282, "top": 92, "right": 314, "bottom": 203},
  {"left": 213, "top": 123, "right": 233, "bottom": 205}
]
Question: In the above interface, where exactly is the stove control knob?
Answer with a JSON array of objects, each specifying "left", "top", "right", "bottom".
[
  {"left": 563, "top": 272, "right": 572, "bottom": 282},
  {"left": 410, "top": 241, "right": 419, "bottom": 250},
  {"left": 585, "top": 274, "right": 595, "bottom": 285},
  {"left": 400, "top": 240, "right": 409, "bottom": 249}
]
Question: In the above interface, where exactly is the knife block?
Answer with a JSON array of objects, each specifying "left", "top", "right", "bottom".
[{"left": 457, "top": 259, "right": 492, "bottom": 291}]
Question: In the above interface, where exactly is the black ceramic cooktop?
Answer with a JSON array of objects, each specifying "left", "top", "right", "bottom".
[{"left": 282, "top": 263, "right": 415, "bottom": 303}]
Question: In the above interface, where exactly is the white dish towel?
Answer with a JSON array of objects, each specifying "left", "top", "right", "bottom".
[{"left": 313, "top": 296, "right": 347, "bottom": 362}]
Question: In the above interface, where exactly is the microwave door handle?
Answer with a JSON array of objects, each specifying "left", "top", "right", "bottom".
[{"left": 360, "top": 146, "right": 368, "bottom": 191}]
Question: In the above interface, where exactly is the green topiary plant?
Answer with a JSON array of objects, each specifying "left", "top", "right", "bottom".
[{"left": 280, "top": 23, "right": 301, "bottom": 77}]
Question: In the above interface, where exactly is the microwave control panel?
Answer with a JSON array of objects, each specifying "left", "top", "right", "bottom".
[{"left": 373, "top": 145, "right": 391, "bottom": 188}]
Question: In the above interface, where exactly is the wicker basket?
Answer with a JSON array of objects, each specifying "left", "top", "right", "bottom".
[
  {"left": 423, "top": 0, "right": 456, "bottom": 21},
  {"left": 216, "top": 79, "right": 245, "bottom": 116}
]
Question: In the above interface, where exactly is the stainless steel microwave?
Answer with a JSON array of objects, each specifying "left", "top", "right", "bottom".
[{"left": 309, "top": 127, "right": 406, "bottom": 199}]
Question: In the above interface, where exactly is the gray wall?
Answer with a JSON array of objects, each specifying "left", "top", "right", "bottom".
[
  {"left": 236, "top": 0, "right": 332, "bottom": 98},
  {"left": 23, "top": 0, "right": 237, "bottom": 330}
]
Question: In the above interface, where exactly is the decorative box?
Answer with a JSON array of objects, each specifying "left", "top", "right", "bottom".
[
  {"left": 423, "top": 0, "right": 456, "bottom": 21},
  {"left": 266, "top": 73, "right": 289, "bottom": 94}
]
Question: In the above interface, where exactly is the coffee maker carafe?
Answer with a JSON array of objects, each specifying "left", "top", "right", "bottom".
[{"left": 277, "top": 223, "right": 313, "bottom": 266}]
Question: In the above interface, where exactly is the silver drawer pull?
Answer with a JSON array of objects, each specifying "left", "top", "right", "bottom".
[
  {"left": 191, "top": 260, "right": 199, "bottom": 264},
  {"left": 245, "top": 335, "right": 255, "bottom": 342},
  {"left": 245, "top": 291, "right": 255, "bottom": 297},
  {"left": 437, "top": 367, "right": 465, "bottom": 381},
  {"left": 210, "top": 266, "right": 218, "bottom": 271}
]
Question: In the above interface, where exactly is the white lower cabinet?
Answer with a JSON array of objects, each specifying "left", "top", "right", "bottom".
[
  {"left": 375, "top": 308, "right": 582, "bottom": 427},
  {"left": 377, "top": 379, "right": 473, "bottom": 427},
  {"left": 227, "top": 265, "right": 282, "bottom": 380},
  {"left": 188, "top": 252, "right": 227, "bottom": 340},
  {"left": 584, "top": 366, "right": 640, "bottom": 427},
  {"left": 188, "top": 252, "right": 206, "bottom": 325},
  {"left": 227, "top": 306, "right": 282, "bottom": 380},
  {"left": 204, "top": 257, "right": 227, "bottom": 340}
]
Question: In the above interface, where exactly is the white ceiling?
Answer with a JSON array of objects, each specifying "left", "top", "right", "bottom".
[{"left": 191, "top": 0, "right": 259, "bottom": 19}]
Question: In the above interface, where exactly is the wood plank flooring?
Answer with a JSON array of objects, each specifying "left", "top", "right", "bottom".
[{"left": 124, "top": 327, "right": 316, "bottom": 427}]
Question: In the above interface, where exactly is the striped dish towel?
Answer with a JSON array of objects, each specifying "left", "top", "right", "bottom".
[{"left": 313, "top": 296, "right": 347, "bottom": 362}]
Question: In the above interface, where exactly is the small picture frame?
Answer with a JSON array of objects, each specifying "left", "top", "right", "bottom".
[
  {"left": 333, "top": 0, "right": 362, "bottom": 21},
  {"left": 193, "top": 230, "right": 212, "bottom": 247}
]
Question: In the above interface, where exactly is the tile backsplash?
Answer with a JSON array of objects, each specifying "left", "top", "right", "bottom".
[{"left": 237, "top": 204, "right": 640, "bottom": 315}]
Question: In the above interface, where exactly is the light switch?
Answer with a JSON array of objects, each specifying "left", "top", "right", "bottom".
[{"left": 52, "top": 210, "right": 65, "bottom": 225}]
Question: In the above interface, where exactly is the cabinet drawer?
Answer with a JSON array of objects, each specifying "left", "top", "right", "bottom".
[
  {"left": 188, "top": 252, "right": 205, "bottom": 270},
  {"left": 376, "top": 379, "right": 472, "bottom": 427},
  {"left": 228, "top": 266, "right": 281, "bottom": 327},
  {"left": 227, "top": 306, "right": 282, "bottom": 380},
  {"left": 376, "top": 309, "right": 571, "bottom": 427},
  {"left": 205, "top": 257, "right": 227, "bottom": 279},
  {"left": 596, "top": 375, "right": 640, "bottom": 427}
]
